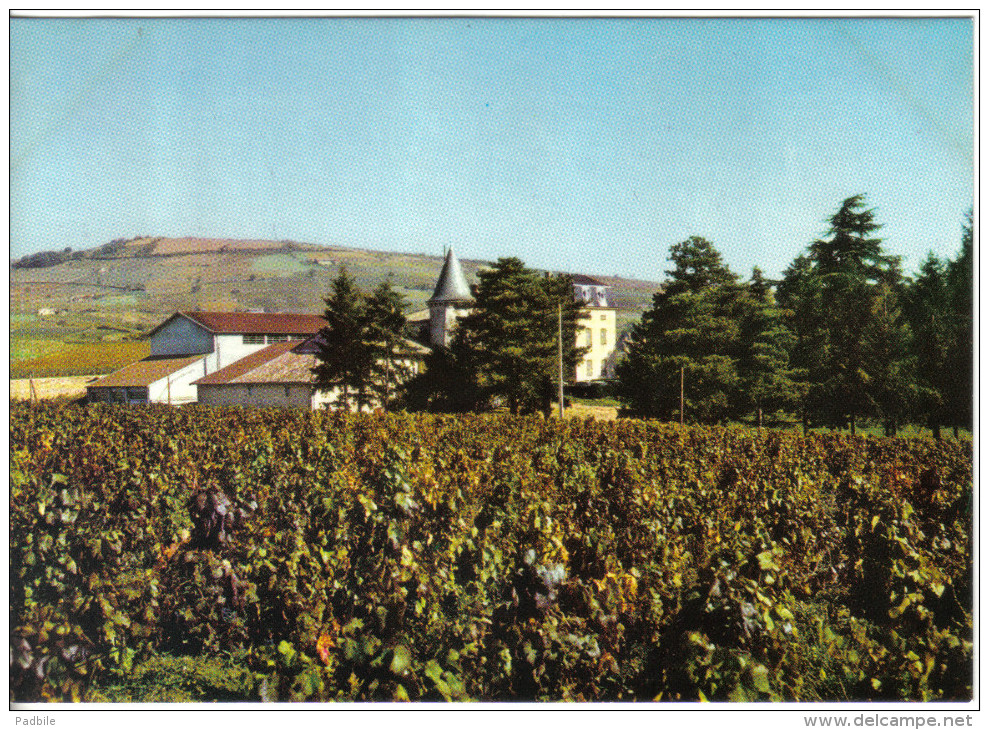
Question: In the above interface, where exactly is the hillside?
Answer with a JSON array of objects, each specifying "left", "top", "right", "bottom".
[{"left": 10, "top": 237, "right": 662, "bottom": 377}]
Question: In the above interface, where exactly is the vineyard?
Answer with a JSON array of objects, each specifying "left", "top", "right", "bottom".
[{"left": 9, "top": 402, "right": 973, "bottom": 702}]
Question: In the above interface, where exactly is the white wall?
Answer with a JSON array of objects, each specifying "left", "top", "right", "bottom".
[
  {"left": 146, "top": 357, "right": 209, "bottom": 404},
  {"left": 149, "top": 317, "right": 281, "bottom": 372},
  {"left": 88, "top": 357, "right": 207, "bottom": 405},
  {"left": 213, "top": 333, "right": 272, "bottom": 370},
  {"left": 312, "top": 386, "right": 341, "bottom": 410},
  {"left": 429, "top": 304, "right": 470, "bottom": 347}
]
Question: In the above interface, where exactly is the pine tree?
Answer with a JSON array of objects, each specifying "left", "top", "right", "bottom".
[
  {"left": 313, "top": 267, "right": 366, "bottom": 410},
  {"left": 313, "top": 269, "right": 411, "bottom": 411},
  {"left": 807, "top": 194, "right": 899, "bottom": 434},
  {"left": 364, "top": 279, "right": 411, "bottom": 410},
  {"left": 401, "top": 337, "right": 485, "bottom": 413},
  {"left": 776, "top": 256, "right": 825, "bottom": 434},
  {"left": 808, "top": 194, "right": 895, "bottom": 282},
  {"left": 904, "top": 253, "right": 951, "bottom": 437},
  {"left": 664, "top": 236, "right": 738, "bottom": 293},
  {"left": 737, "top": 268, "right": 802, "bottom": 429},
  {"left": 863, "top": 282, "right": 915, "bottom": 436},
  {"left": 615, "top": 237, "right": 743, "bottom": 423},
  {"left": 945, "top": 209, "right": 974, "bottom": 435},
  {"left": 457, "top": 258, "right": 587, "bottom": 415}
]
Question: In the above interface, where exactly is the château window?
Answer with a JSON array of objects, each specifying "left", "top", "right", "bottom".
[
  {"left": 586, "top": 360, "right": 594, "bottom": 377},
  {"left": 243, "top": 334, "right": 265, "bottom": 345},
  {"left": 600, "top": 329, "right": 608, "bottom": 345},
  {"left": 267, "top": 334, "right": 289, "bottom": 343}
]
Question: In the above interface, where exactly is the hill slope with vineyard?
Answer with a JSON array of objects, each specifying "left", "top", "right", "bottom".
[{"left": 10, "top": 237, "right": 661, "bottom": 378}]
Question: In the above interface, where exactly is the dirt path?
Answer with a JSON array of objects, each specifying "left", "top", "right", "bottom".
[{"left": 9, "top": 376, "right": 103, "bottom": 401}]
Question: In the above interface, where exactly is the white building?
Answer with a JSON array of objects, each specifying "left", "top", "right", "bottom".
[
  {"left": 194, "top": 335, "right": 428, "bottom": 410},
  {"left": 147, "top": 311, "right": 326, "bottom": 371},
  {"left": 572, "top": 274, "right": 617, "bottom": 382},
  {"left": 86, "top": 311, "right": 325, "bottom": 405},
  {"left": 85, "top": 354, "right": 209, "bottom": 405},
  {"left": 193, "top": 340, "right": 334, "bottom": 409}
]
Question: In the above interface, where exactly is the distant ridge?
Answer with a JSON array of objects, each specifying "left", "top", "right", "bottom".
[
  {"left": 11, "top": 236, "right": 663, "bottom": 347},
  {"left": 10, "top": 234, "right": 665, "bottom": 379},
  {"left": 117, "top": 236, "right": 319, "bottom": 256}
]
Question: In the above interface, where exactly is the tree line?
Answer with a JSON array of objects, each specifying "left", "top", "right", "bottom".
[
  {"left": 314, "top": 194, "right": 972, "bottom": 437},
  {"left": 617, "top": 195, "right": 973, "bottom": 436},
  {"left": 314, "top": 258, "right": 587, "bottom": 416}
]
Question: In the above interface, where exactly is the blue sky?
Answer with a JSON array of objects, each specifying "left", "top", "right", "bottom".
[{"left": 10, "top": 16, "right": 974, "bottom": 282}]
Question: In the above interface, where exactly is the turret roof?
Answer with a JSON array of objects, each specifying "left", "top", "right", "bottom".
[{"left": 429, "top": 249, "right": 473, "bottom": 304}]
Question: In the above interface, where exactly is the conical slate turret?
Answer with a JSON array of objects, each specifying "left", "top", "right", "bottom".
[
  {"left": 428, "top": 249, "right": 473, "bottom": 347},
  {"left": 429, "top": 249, "right": 473, "bottom": 304}
]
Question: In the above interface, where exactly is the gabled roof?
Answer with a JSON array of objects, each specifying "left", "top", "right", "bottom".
[
  {"left": 88, "top": 354, "right": 204, "bottom": 388},
  {"left": 149, "top": 311, "right": 326, "bottom": 337},
  {"left": 194, "top": 341, "right": 309, "bottom": 385},
  {"left": 194, "top": 337, "right": 429, "bottom": 387},
  {"left": 428, "top": 249, "right": 473, "bottom": 304}
]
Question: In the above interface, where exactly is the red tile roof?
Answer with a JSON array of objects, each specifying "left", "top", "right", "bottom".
[
  {"left": 87, "top": 355, "right": 205, "bottom": 388},
  {"left": 294, "top": 330, "right": 430, "bottom": 357},
  {"left": 181, "top": 311, "right": 326, "bottom": 334},
  {"left": 193, "top": 341, "right": 309, "bottom": 385},
  {"left": 194, "top": 336, "right": 429, "bottom": 387},
  {"left": 149, "top": 312, "right": 326, "bottom": 337}
]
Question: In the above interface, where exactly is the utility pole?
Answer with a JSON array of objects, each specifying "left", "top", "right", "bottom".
[
  {"left": 557, "top": 302, "right": 565, "bottom": 418},
  {"left": 680, "top": 366, "right": 684, "bottom": 427}
]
